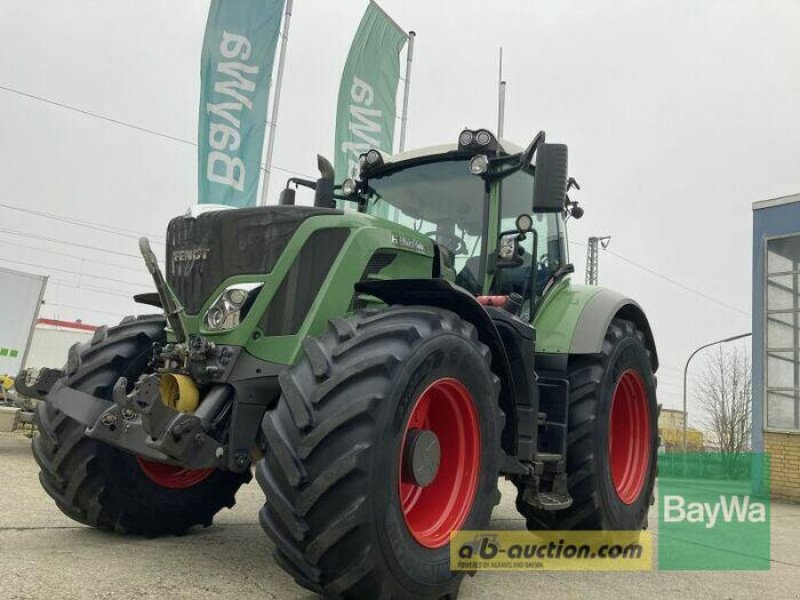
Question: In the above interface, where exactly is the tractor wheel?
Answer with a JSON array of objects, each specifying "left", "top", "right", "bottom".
[
  {"left": 516, "top": 318, "right": 657, "bottom": 530},
  {"left": 32, "top": 315, "right": 250, "bottom": 535},
  {"left": 257, "top": 306, "right": 504, "bottom": 599}
]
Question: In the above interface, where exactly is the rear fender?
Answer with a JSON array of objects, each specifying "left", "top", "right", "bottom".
[{"left": 534, "top": 278, "right": 659, "bottom": 371}]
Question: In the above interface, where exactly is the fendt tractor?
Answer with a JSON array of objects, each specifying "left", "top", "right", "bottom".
[{"left": 28, "top": 129, "right": 658, "bottom": 599}]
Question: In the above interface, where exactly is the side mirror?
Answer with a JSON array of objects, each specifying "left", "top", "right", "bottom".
[
  {"left": 532, "top": 143, "right": 568, "bottom": 213},
  {"left": 494, "top": 215, "right": 532, "bottom": 270},
  {"left": 279, "top": 187, "right": 296, "bottom": 206},
  {"left": 313, "top": 154, "right": 336, "bottom": 208},
  {"left": 496, "top": 233, "right": 524, "bottom": 269}
]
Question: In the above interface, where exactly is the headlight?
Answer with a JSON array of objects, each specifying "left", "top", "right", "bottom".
[{"left": 205, "top": 283, "right": 263, "bottom": 331}]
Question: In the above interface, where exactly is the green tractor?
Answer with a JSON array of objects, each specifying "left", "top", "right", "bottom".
[{"left": 31, "top": 129, "right": 658, "bottom": 598}]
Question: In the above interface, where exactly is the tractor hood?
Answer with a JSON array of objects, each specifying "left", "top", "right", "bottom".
[{"left": 166, "top": 206, "right": 342, "bottom": 314}]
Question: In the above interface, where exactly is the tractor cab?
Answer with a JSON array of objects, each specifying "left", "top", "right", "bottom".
[{"left": 342, "top": 129, "right": 580, "bottom": 317}]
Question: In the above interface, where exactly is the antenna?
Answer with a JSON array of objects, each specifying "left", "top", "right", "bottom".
[{"left": 498, "top": 48, "right": 506, "bottom": 137}]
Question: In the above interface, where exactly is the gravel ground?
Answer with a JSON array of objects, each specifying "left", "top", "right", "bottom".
[{"left": 1, "top": 432, "right": 798, "bottom": 599}]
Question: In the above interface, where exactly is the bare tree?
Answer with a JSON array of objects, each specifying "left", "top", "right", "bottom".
[{"left": 695, "top": 345, "right": 752, "bottom": 476}]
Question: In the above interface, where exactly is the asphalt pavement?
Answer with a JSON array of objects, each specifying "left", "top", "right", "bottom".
[{"left": 1, "top": 432, "right": 798, "bottom": 599}]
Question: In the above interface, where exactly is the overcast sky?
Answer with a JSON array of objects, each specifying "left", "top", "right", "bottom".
[{"left": 1, "top": 0, "right": 799, "bottom": 423}]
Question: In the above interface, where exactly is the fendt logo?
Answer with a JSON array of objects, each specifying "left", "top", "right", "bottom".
[
  {"left": 172, "top": 247, "right": 211, "bottom": 263},
  {"left": 662, "top": 495, "right": 767, "bottom": 529}
]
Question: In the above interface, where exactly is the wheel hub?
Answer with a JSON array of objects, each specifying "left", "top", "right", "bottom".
[{"left": 403, "top": 429, "right": 441, "bottom": 486}]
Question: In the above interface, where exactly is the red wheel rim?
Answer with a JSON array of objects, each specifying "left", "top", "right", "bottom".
[
  {"left": 399, "top": 378, "right": 481, "bottom": 549},
  {"left": 608, "top": 369, "right": 651, "bottom": 504},
  {"left": 136, "top": 456, "right": 214, "bottom": 490}
]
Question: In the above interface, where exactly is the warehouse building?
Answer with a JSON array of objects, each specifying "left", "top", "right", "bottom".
[{"left": 753, "top": 193, "right": 800, "bottom": 500}]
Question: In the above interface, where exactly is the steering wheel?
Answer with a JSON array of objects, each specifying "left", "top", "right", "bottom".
[
  {"left": 424, "top": 231, "right": 468, "bottom": 255},
  {"left": 538, "top": 253, "right": 549, "bottom": 270}
]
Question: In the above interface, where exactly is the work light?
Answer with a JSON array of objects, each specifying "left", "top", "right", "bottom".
[
  {"left": 469, "top": 155, "right": 489, "bottom": 175},
  {"left": 342, "top": 178, "right": 357, "bottom": 196}
]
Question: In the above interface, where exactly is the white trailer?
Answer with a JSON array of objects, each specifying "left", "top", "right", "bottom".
[
  {"left": 0, "top": 266, "right": 47, "bottom": 377},
  {"left": 25, "top": 319, "right": 96, "bottom": 371}
]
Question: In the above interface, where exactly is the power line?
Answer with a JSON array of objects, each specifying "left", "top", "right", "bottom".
[
  {"left": 0, "top": 257, "right": 147, "bottom": 289},
  {"left": 0, "top": 202, "right": 166, "bottom": 243},
  {"left": 0, "top": 227, "right": 145, "bottom": 260},
  {"left": 0, "top": 84, "right": 315, "bottom": 180},
  {"left": 43, "top": 302, "right": 126, "bottom": 319},
  {"left": 0, "top": 239, "right": 146, "bottom": 273},
  {"left": 48, "top": 280, "right": 136, "bottom": 300},
  {"left": 603, "top": 248, "right": 751, "bottom": 318},
  {"left": 567, "top": 240, "right": 750, "bottom": 318}
]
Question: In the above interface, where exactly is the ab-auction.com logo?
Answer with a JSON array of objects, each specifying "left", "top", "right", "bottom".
[
  {"left": 449, "top": 531, "right": 652, "bottom": 572},
  {"left": 657, "top": 452, "right": 771, "bottom": 570}
]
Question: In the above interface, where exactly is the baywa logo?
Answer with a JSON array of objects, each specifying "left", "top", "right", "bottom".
[
  {"left": 657, "top": 452, "right": 771, "bottom": 570},
  {"left": 662, "top": 494, "right": 767, "bottom": 529}
]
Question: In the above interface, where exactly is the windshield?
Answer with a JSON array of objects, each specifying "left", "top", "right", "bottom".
[{"left": 365, "top": 159, "right": 487, "bottom": 293}]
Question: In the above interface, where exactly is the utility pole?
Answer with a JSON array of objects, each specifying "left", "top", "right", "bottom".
[
  {"left": 585, "top": 236, "right": 611, "bottom": 285},
  {"left": 259, "top": 0, "right": 294, "bottom": 206},
  {"left": 398, "top": 31, "right": 416, "bottom": 152}
]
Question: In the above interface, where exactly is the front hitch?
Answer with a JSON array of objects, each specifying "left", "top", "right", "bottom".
[{"left": 84, "top": 375, "right": 234, "bottom": 470}]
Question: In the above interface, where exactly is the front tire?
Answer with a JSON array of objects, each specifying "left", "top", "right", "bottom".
[
  {"left": 32, "top": 315, "right": 250, "bottom": 535},
  {"left": 257, "top": 306, "right": 504, "bottom": 599},
  {"left": 516, "top": 318, "right": 658, "bottom": 530}
]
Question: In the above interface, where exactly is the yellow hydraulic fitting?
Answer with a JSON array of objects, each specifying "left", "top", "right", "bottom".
[
  {"left": 0, "top": 375, "right": 14, "bottom": 391},
  {"left": 159, "top": 373, "right": 200, "bottom": 413}
]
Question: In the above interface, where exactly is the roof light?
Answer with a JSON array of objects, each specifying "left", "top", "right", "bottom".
[{"left": 476, "top": 130, "right": 492, "bottom": 146}]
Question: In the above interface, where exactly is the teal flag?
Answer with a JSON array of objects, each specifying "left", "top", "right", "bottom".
[
  {"left": 198, "top": 0, "right": 285, "bottom": 208},
  {"left": 334, "top": 2, "right": 408, "bottom": 184}
]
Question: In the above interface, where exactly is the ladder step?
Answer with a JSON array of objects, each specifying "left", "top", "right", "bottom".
[{"left": 534, "top": 452, "right": 562, "bottom": 463}]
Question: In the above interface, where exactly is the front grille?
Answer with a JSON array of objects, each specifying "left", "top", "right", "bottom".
[
  {"left": 259, "top": 228, "right": 350, "bottom": 336},
  {"left": 165, "top": 206, "right": 341, "bottom": 314}
]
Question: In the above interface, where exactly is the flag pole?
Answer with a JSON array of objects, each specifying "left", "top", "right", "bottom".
[
  {"left": 259, "top": 0, "right": 294, "bottom": 206},
  {"left": 497, "top": 47, "right": 506, "bottom": 138},
  {"left": 398, "top": 30, "right": 415, "bottom": 153}
]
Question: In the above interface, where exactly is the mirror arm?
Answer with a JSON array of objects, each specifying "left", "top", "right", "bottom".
[
  {"left": 521, "top": 130, "right": 546, "bottom": 168},
  {"left": 285, "top": 177, "right": 317, "bottom": 191}
]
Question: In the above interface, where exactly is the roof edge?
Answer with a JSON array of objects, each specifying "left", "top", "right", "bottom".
[{"left": 753, "top": 193, "right": 800, "bottom": 211}]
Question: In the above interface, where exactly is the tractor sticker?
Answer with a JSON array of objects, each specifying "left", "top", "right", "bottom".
[{"left": 391, "top": 233, "right": 426, "bottom": 253}]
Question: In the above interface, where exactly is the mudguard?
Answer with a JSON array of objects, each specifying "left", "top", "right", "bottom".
[{"left": 534, "top": 278, "right": 659, "bottom": 371}]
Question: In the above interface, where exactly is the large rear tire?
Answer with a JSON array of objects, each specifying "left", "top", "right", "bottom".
[
  {"left": 257, "top": 306, "right": 504, "bottom": 599},
  {"left": 516, "top": 318, "right": 658, "bottom": 530},
  {"left": 32, "top": 315, "right": 250, "bottom": 535}
]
